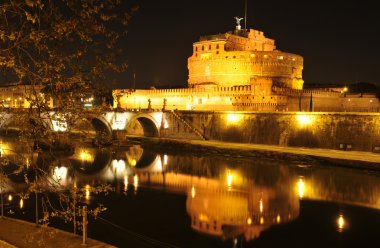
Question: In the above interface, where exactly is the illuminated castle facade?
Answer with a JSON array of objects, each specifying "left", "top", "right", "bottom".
[
  {"left": 188, "top": 29, "right": 304, "bottom": 92},
  {"left": 113, "top": 24, "right": 379, "bottom": 112}
]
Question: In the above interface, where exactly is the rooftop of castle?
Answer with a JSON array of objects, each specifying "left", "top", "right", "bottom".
[{"left": 199, "top": 29, "right": 264, "bottom": 42}]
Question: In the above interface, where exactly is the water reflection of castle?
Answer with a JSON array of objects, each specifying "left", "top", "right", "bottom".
[
  {"left": 5, "top": 139, "right": 380, "bottom": 242},
  {"left": 113, "top": 22, "right": 379, "bottom": 112}
]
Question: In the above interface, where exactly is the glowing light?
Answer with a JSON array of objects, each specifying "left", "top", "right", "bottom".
[
  {"left": 124, "top": 175, "right": 128, "bottom": 192},
  {"left": 337, "top": 214, "right": 345, "bottom": 232},
  {"left": 296, "top": 114, "right": 314, "bottom": 127},
  {"left": 53, "top": 166, "right": 68, "bottom": 185},
  {"left": 85, "top": 185, "right": 90, "bottom": 200},
  {"left": 276, "top": 214, "right": 281, "bottom": 223},
  {"left": 191, "top": 186, "right": 196, "bottom": 199},
  {"left": 52, "top": 120, "right": 67, "bottom": 132},
  {"left": 200, "top": 53, "right": 211, "bottom": 60},
  {"left": 0, "top": 143, "right": 10, "bottom": 156},
  {"left": 186, "top": 103, "right": 193, "bottom": 110},
  {"left": 164, "top": 120, "right": 169, "bottom": 129},
  {"left": 247, "top": 217, "right": 252, "bottom": 225},
  {"left": 297, "top": 177, "right": 305, "bottom": 199},
  {"left": 152, "top": 113, "right": 163, "bottom": 128},
  {"left": 80, "top": 150, "right": 92, "bottom": 162},
  {"left": 260, "top": 217, "right": 264, "bottom": 225},
  {"left": 259, "top": 199, "right": 263, "bottom": 213},
  {"left": 127, "top": 156, "right": 137, "bottom": 167},
  {"left": 111, "top": 112, "right": 128, "bottom": 130},
  {"left": 150, "top": 156, "right": 163, "bottom": 172},
  {"left": 26, "top": 158, "right": 30, "bottom": 168},
  {"left": 343, "top": 87, "right": 348, "bottom": 92},
  {"left": 163, "top": 155, "right": 168, "bottom": 165},
  {"left": 112, "top": 160, "right": 126, "bottom": 172},
  {"left": 226, "top": 113, "right": 241, "bottom": 125},
  {"left": 227, "top": 170, "right": 233, "bottom": 188},
  {"left": 133, "top": 175, "right": 139, "bottom": 191},
  {"left": 8, "top": 195, "right": 12, "bottom": 201},
  {"left": 20, "top": 199, "right": 24, "bottom": 209},
  {"left": 199, "top": 214, "right": 209, "bottom": 222}
]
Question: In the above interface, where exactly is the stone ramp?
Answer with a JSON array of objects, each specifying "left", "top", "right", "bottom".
[
  {"left": 129, "top": 135, "right": 380, "bottom": 170},
  {"left": 0, "top": 218, "right": 115, "bottom": 248}
]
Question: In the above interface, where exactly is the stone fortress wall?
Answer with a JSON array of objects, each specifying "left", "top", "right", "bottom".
[
  {"left": 160, "top": 111, "right": 380, "bottom": 152},
  {"left": 114, "top": 85, "right": 380, "bottom": 112}
]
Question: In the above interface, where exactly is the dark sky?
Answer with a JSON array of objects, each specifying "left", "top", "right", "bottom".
[{"left": 116, "top": 0, "right": 380, "bottom": 89}]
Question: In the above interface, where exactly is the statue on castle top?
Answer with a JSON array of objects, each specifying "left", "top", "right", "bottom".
[
  {"left": 235, "top": 16, "right": 244, "bottom": 26},
  {"left": 234, "top": 17, "right": 244, "bottom": 31},
  {"left": 234, "top": 17, "right": 244, "bottom": 26}
]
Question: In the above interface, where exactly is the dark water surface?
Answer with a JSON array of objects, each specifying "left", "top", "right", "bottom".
[{"left": 2, "top": 137, "right": 380, "bottom": 248}]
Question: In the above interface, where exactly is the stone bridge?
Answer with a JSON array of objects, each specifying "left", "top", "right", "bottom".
[
  {"left": 3, "top": 109, "right": 380, "bottom": 152},
  {"left": 0, "top": 110, "right": 205, "bottom": 140}
]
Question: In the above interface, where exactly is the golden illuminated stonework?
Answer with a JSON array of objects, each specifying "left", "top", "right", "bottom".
[
  {"left": 188, "top": 29, "right": 304, "bottom": 91},
  {"left": 112, "top": 23, "right": 379, "bottom": 112}
]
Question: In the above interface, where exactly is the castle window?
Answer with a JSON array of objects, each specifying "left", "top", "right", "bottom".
[
  {"left": 216, "top": 44, "right": 219, "bottom": 49},
  {"left": 277, "top": 55, "right": 284, "bottom": 60},
  {"left": 216, "top": 51, "right": 219, "bottom": 54},
  {"left": 209, "top": 45, "right": 211, "bottom": 50},
  {"left": 202, "top": 45, "right": 204, "bottom": 51},
  {"left": 264, "top": 54, "right": 268, "bottom": 59},
  {"left": 233, "top": 56, "right": 236, "bottom": 59},
  {"left": 226, "top": 56, "right": 228, "bottom": 58}
]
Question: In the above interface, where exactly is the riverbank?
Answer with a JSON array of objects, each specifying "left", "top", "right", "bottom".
[
  {"left": 0, "top": 217, "right": 115, "bottom": 248},
  {"left": 126, "top": 136, "right": 380, "bottom": 170}
]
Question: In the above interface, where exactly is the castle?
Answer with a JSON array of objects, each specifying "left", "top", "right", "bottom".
[{"left": 113, "top": 21, "right": 379, "bottom": 112}]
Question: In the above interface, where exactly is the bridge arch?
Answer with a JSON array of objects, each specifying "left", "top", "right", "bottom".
[
  {"left": 127, "top": 113, "right": 160, "bottom": 137},
  {"left": 72, "top": 115, "right": 113, "bottom": 139},
  {"left": 0, "top": 112, "right": 53, "bottom": 133},
  {"left": 89, "top": 116, "right": 113, "bottom": 138}
]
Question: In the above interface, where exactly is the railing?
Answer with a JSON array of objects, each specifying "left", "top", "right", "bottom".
[{"left": 170, "top": 110, "right": 207, "bottom": 140}]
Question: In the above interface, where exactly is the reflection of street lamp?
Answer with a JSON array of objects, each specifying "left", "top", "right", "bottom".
[{"left": 337, "top": 213, "right": 345, "bottom": 232}]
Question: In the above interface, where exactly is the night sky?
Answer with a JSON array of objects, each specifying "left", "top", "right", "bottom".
[{"left": 116, "top": 0, "right": 379, "bottom": 89}]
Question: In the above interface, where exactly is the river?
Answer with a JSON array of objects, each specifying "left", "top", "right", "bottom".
[{"left": 1, "top": 136, "right": 380, "bottom": 247}]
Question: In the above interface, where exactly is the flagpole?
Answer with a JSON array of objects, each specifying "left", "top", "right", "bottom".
[{"left": 244, "top": 0, "right": 247, "bottom": 30}]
